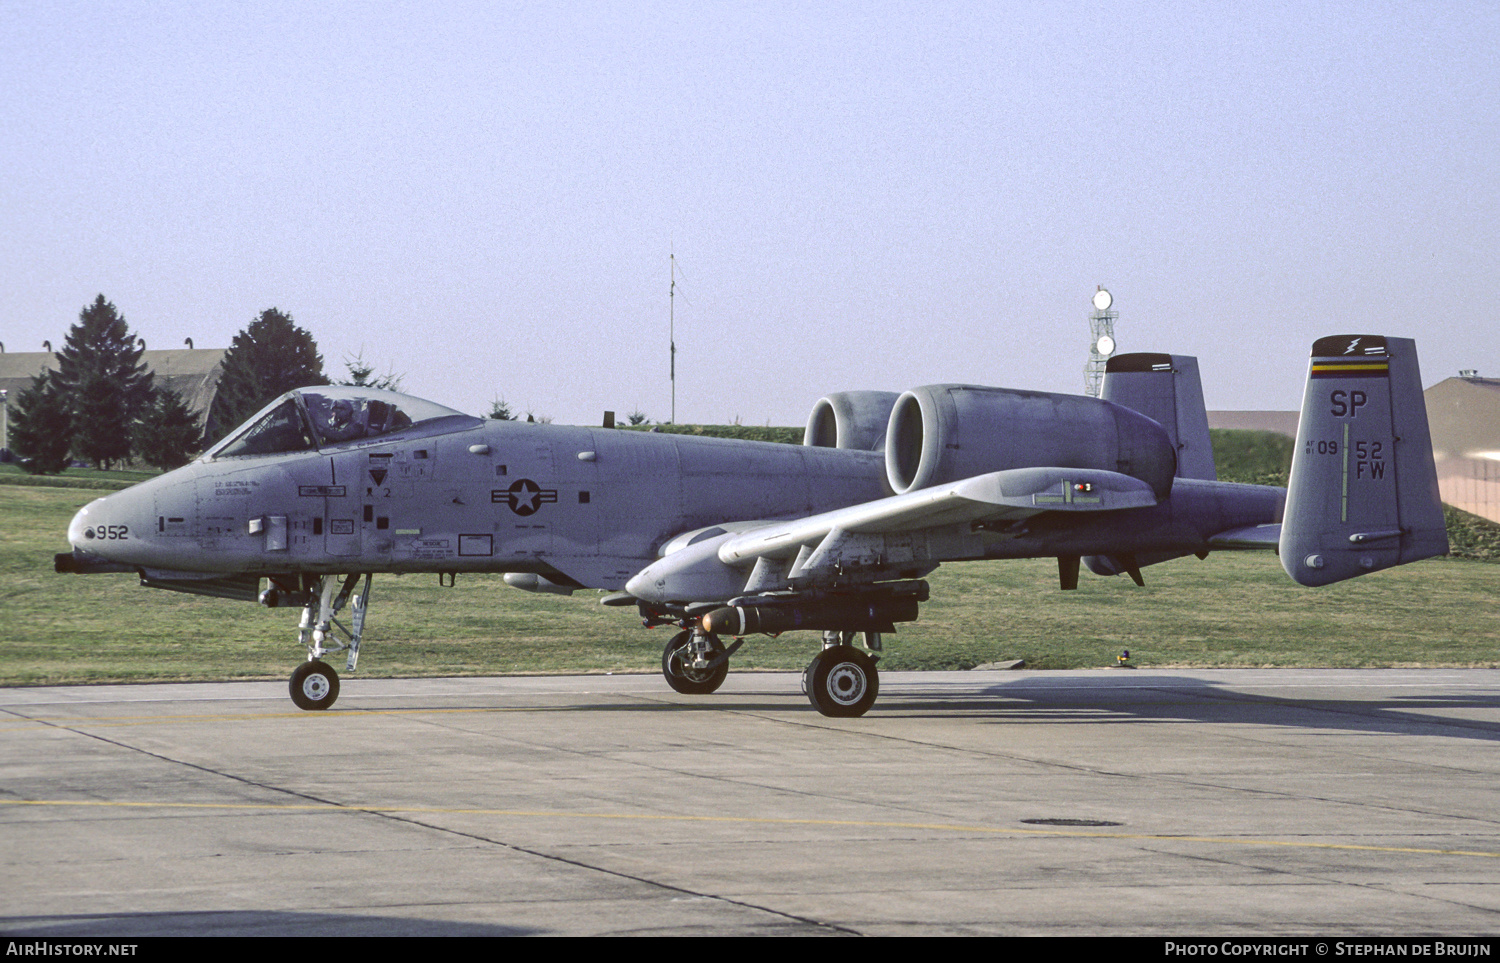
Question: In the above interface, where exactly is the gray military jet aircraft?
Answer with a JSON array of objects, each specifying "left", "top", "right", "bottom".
[{"left": 56, "top": 335, "right": 1447, "bottom": 716}]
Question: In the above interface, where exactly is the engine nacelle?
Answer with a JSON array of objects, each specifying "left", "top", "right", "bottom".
[
  {"left": 804, "top": 391, "right": 901, "bottom": 451},
  {"left": 883, "top": 385, "right": 1178, "bottom": 497}
]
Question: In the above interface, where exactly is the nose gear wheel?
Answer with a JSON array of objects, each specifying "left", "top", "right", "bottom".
[{"left": 289, "top": 659, "right": 340, "bottom": 710}]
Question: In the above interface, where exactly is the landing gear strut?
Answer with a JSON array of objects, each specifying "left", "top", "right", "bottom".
[{"left": 278, "top": 573, "right": 372, "bottom": 711}]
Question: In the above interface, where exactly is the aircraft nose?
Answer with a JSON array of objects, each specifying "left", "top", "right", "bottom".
[
  {"left": 67, "top": 488, "right": 152, "bottom": 560},
  {"left": 68, "top": 498, "right": 103, "bottom": 551},
  {"left": 623, "top": 569, "right": 659, "bottom": 602}
]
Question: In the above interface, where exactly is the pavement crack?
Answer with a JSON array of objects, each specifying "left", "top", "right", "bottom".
[
  {"left": 3, "top": 708, "right": 862, "bottom": 936},
  {"left": 6, "top": 710, "right": 358, "bottom": 810},
  {"left": 347, "top": 809, "right": 863, "bottom": 936}
]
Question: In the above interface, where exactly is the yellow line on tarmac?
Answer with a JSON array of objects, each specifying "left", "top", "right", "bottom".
[
  {"left": 3, "top": 798, "right": 1497, "bottom": 860},
  {"left": 0, "top": 705, "right": 561, "bottom": 729}
]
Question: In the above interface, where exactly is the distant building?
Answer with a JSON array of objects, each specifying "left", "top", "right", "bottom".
[
  {"left": 1210, "top": 374, "right": 1500, "bottom": 525},
  {"left": 1425, "top": 375, "right": 1500, "bottom": 525},
  {"left": 1208, "top": 410, "right": 1299, "bottom": 437},
  {"left": 0, "top": 348, "right": 227, "bottom": 433}
]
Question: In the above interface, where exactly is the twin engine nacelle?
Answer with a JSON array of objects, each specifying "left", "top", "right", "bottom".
[{"left": 806, "top": 385, "right": 1177, "bottom": 498}]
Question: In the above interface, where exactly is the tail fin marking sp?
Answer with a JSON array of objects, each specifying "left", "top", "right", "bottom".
[{"left": 1280, "top": 335, "right": 1447, "bottom": 586}]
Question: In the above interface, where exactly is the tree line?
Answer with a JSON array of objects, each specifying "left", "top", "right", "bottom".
[{"left": 7, "top": 295, "right": 329, "bottom": 474}]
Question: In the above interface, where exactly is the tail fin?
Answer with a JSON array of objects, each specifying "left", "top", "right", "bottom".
[
  {"left": 1101, "top": 353, "right": 1216, "bottom": 481},
  {"left": 1280, "top": 335, "right": 1447, "bottom": 586},
  {"left": 1086, "top": 353, "right": 1214, "bottom": 583}
]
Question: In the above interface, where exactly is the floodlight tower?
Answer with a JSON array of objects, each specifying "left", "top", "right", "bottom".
[
  {"left": 669, "top": 252, "right": 676, "bottom": 424},
  {"left": 1085, "top": 287, "right": 1117, "bottom": 397}
]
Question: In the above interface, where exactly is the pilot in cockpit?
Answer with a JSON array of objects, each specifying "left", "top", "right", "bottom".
[{"left": 316, "top": 397, "right": 367, "bottom": 443}]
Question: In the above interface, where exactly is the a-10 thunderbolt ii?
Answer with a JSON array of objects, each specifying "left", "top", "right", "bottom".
[{"left": 56, "top": 335, "right": 1447, "bottom": 716}]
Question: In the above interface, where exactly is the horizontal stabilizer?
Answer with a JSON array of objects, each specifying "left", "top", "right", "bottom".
[
  {"left": 1280, "top": 335, "right": 1447, "bottom": 586},
  {"left": 1207, "top": 523, "right": 1282, "bottom": 549}
]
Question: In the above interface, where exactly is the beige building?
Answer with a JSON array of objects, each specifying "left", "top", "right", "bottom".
[
  {"left": 1424, "top": 376, "right": 1500, "bottom": 524},
  {"left": 1210, "top": 375, "right": 1500, "bottom": 524},
  {"left": 1, "top": 347, "right": 226, "bottom": 450}
]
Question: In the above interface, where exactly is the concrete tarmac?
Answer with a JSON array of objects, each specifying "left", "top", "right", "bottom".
[{"left": 3, "top": 668, "right": 1499, "bottom": 937}]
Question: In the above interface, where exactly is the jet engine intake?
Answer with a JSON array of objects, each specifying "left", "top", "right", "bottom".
[
  {"left": 883, "top": 385, "right": 1178, "bottom": 498},
  {"left": 804, "top": 391, "right": 901, "bottom": 451}
]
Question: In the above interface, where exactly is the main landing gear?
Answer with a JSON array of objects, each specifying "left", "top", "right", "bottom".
[
  {"left": 654, "top": 620, "right": 883, "bottom": 718},
  {"left": 264, "top": 573, "right": 373, "bottom": 711},
  {"left": 803, "top": 633, "right": 880, "bottom": 717},
  {"left": 661, "top": 628, "right": 740, "bottom": 695}
]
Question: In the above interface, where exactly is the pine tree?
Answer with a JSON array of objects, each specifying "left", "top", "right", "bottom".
[
  {"left": 204, "top": 308, "right": 327, "bottom": 446},
  {"left": 53, "top": 295, "right": 154, "bottom": 470},
  {"left": 340, "top": 349, "right": 404, "bottom": 391},
  {"left": 7, "top": 371, "right": 73, "bottom": 475},
  {"left": 132, "top": 386, "right": 201, "bottom": 471}
]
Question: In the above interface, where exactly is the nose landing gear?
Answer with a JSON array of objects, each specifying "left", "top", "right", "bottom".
[{"left": 271, "top": 573, "right": 372, "bottom": 711}]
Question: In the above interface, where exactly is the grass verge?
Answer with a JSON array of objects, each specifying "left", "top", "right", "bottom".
[{"left": 6, "top": 485, "right": 1498, "bottom": 685}]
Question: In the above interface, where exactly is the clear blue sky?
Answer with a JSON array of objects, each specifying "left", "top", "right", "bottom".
[{"left": 3, "top": 1, "right": 1496, "bottom": 425}]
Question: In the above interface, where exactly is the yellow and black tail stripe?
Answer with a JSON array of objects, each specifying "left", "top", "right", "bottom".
[
  {"left": 1310, "top": 358, "right": 1390, "bottom": 380},
  {"left": 1310, "top": 335, "right": 1390, "bottom": 379}
]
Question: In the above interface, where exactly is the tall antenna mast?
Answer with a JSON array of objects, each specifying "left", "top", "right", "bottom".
[{"left": 669, "top": 249, "right": 676, "bottom": 424}]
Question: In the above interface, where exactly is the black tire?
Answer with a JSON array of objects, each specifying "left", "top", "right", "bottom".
[
  {"left": 290, "top": 660, "right": 340, "bottom": 710},
  {"left": 805, "top": 645, "right": 878, "bottom": 717},
  {"left": 661, "top": 630, "right": 729, "bottom": 695}
]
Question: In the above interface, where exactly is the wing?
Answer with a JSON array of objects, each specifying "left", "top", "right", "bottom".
[{"left": 625, "top": 466, "right": 1158, "bottom": 604}]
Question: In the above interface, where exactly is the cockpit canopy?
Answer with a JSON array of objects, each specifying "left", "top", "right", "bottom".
[{"left": 206, "top": 387, "right": 471, "bottom": 459}]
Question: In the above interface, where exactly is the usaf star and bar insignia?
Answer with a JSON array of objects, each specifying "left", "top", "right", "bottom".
[{"left": 491, "top": 478, "right": 558, "bottom": 516}]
